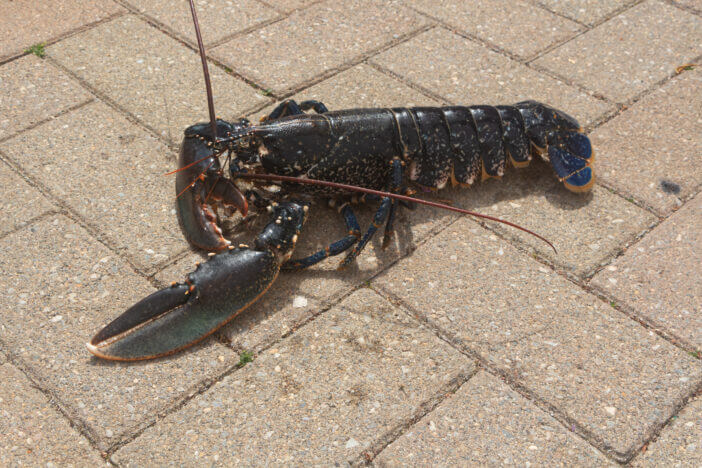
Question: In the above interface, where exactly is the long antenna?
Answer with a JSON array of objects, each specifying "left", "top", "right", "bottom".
[
  {"left": 188, "top": 0, "right": 218, "bottom": 140},
  {"left": 235, "top": 172, "right": 557, "bottom": 253}
]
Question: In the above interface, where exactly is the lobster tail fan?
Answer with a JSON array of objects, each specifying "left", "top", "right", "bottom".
[{"left": 547, "top": 131, "right": 595, "bottom": 192}]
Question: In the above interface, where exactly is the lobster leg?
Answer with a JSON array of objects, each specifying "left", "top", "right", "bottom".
[
  {"left": 339, "top": 158, "right": 404, "bottom": 267},
  {"left": 265, "top": 99, "right": 329, "bottom": 121},
  {"left": 282, "top": 204, "right": 361, "bottom": 270}
]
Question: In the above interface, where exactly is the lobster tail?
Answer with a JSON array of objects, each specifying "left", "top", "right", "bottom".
[{"left": 515, "top": 101, "right": 594, "bottom": 192}]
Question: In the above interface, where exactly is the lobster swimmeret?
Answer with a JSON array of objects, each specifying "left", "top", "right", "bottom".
[{"left": 86, "top": 2, "right": 593, "bottom": 361}]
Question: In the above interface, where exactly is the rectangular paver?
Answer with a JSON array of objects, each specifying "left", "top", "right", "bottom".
[
  {"left": 0, "top": 363, "right": 106, "bottom": 466},
  {"left": 0, "top": 0, "right": 122, "bottom": 60},
  {"left": 537, "top": 0, "right": 635, "bottom": 25},
  {"left": 534, "top": 1, "right": 702, "bottom": 103},
  {"left": 0, "top": 159, "right": 54, "bottom": 237},
  {"left": 375, "top": 218, "right": 702, "bottom": 458},
  {"left": 113, "top": 288, "right": 474, "bottom": 465},
  {"left": 372, "top": 27, "right": 612, "bottom": 126},
  {"left": 0, "top": 215, "right": 236, "bottom": 449},
  {"left": 126, "top": 0, "right": 278, "bottom": 46},
  {"left": 406, "top": 0, "right": 582, "bottom": 59},
  {"left": 634, "top": 397, "right": 702, "bottom": 466},
  {"left": 0, "top": 55, "right": 92, "bottom": 140},
  {"left": 591, "top": 68, "right": 702, "bottom": 215},
  {"left": 591, "top": 193, "right": 702, "bottom": 350},
  {"left": 211, "top": 0, "right": 428, "bottom": 94},
  {"left": 49, "top": 15, "right": 267, "bottom": 144},
  {"left": 376, "top": 371, "right": 610, "bottom": 466},
  {"left": 2, "top": 102, "right": 185, "bottom": 272}
]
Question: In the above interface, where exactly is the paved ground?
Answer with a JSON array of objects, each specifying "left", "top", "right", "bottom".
[{"left": 0, "top": 0, "right": 700, "bottom": 465}]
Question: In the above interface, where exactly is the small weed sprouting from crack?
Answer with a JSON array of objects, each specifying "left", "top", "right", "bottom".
[
  {"left": 25, "top": 43, "right": 46, "bottom": 58},
  {"left": 237, "top": 350, "right": 254, "bottom": 368}
]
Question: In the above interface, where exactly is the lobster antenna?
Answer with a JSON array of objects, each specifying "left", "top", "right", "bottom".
[
  {"left": 235, "top": 172, "right": 557, "bottom": 254},
  {"left": 188, "top": 0, "right": 218, "bottom": 140}
]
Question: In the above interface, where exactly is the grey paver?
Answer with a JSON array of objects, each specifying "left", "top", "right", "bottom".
[
  {"left": 49, "top": 15, "right": 267, "bottom": 144},
  {"left": 534, "top": 1, "right": 702, "bottom": 103},
  {"left": 375, "top": 218, "right": 702, "bottom": 457},
  {"left": 0, "top": 159, "right": 54, "bottom": 237},
  {"left": 376, "top": 371, "right": 610, "bottom": 466},
  {"left": 0, "top": 0, "right": 122, "bottom": 60},
  {"left": 591, "top": 193, "right": 702, "bottom": 350},
  {"left": 0, "top": 215, "right": 236, "bottom": 449},
  {"left": 406, "top": 0, "right": 582, "bottom": 59},
  {"left": 372, "top": 27, "right": 612, "bottom": 126},
  {"left": 536, "top": 0, "right": 634, "bottom": 25},
  {"left": 676, "top": 0, "right": 702, "bottom": 12},
  {"left": 126, "top": 0, "right": 278, "bottom": 46},
  {"left": 211, "top": 0, "right": 428, "bottom": 94},
  {"left": 0, "top": 364, "right": 106, "bottom": 466},
  {"left": 634, "top": 396, "right": 702, "bottom": 466},
  {"left": 2, "top": 102, "right": 185, "bottom": 272},
  {"left": 0, "top": 55, "right": 92, "bottom": 140},
  {"left": 438, "top": 162, "right": 656, "bottom": 276},
  {"left": 591, "top": 68, "right": 702, "bottom": 215},
  {"left": 113, "top": 288, "right": 474, "bottom": 465}
]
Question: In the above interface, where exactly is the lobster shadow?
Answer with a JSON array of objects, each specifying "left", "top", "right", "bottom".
[{"left": 216, "top": 158, "right": 593, "bottom": 353}]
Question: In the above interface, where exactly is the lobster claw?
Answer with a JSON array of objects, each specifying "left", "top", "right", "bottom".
[
  {"left": 87, "top": 247, "right": 279, "bottom": 361},
  {"left": 176, "top": 121, "right": 248, "bottom": 251}
]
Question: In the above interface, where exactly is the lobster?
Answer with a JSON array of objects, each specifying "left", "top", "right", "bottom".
[{"left": 86, "top": 1, "right": 594, "bottom": 361}]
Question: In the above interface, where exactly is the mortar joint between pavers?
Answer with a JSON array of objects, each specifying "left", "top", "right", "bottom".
[
  {"left": 370, "top": 286, "right": 632, "bottom": 463},
  {"left": 661, "top": 0, "right": 702, "bottom": 16},
  {"left": 0, "top": 9, "right": 128, "bottom": 65},
  {"left": 366, "top": 59, "right": 453, "bottom": 106}
]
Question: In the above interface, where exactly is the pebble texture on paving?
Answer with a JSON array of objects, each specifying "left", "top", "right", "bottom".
[
  {"left": 0, "top": 160, "right": 54, "bottom": 237},
  {"left": 48, "top": 15, "right": 268, "bottom": 144},
  {"left": 1, "top": 102, "right": 184, "bottom": 272},
  {"left": 0, "top": 55, "right": 92, "bottom": 140},
  {"left": 211, "top": 0, "right": 428, "bottom": 93},
  {"left": 372, "top": 27, "right": 612, "bottom": 126},
  {"left": 592, "top": 193, "right": 702, "bottom": 350},
  {"left": 125, "top": 0, "right": 279, "bottom": 46},
  {"left": 0, "top": 364, "right": 105, "bottom": 466},
  {"left": 592, "top": 68, "right": 702, "bottom": 215},
  {"left": 375, "top": 218, "right": 702, "bottom": 458},
  {"left": 376, "top": 371, "right": 610, "bottom": 466},
  {"left": 0, "top": 0, "right": 122, "bottom": 61},
  {"left": 112, "top": 289, "right": 474, "bottom": 465},
  {"left": 0, "top": 216, "right": 236, "bottom": 450},
  {"left": 405, "top": 0, "right": 582, "bottom": 59},
  {"left": 634, "top": 397, "right": 702, "bottom": 466},
  {"left": 0, "top": 0, "right": 700, "bottom": 465},
  {"left": 534, "top": 0, "right": 702, "bottom": 103}
]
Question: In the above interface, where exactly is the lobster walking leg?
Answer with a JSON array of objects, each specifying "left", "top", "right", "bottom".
[
  {"left": 265, "top": 99, "right": 329, "bottom": 121},
  {"left": 282, "top": 204, "right": 361, "bottom": 270}
]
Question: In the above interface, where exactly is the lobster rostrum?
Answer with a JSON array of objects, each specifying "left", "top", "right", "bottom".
[{"left": 87, "top": 1, "right": 593, "bottom": 361}]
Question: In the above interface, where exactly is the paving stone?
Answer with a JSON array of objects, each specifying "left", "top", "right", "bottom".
[
  {"left": 372, "top": 27, "right": 612, "bottom": 126},
  {"left": 0, "top": 0, "right": 122, "bottom": 60},
  {"left": 270, "top": 0, "right": 320, "bottom": 12},
  {"left": 375, "top": 218, "right": 702, "bottom": 457},
  {"left": 0, "top": 363, "right": 106, "bottom": 466},
  {"left": 2, "top": 102, "right": 185, "bottom": 272},
  {"left": 49, "top": 15, "right": 267, "bottom": 144},
  {"left": 157, "top": 192, "right": 453, "bottom": 352},
  {"left": 0, "top": 55, "right": 92, "bottom": 140},
  {"left": 376, "top": 371, "right": 610, "bottom": 466},
  {"left": 126, "top": 0, "right": 278, "bottom": 46},
  {"left": 211, "top": 0, "right": 428, "bottom": 94},
  {"left": 0, "top": 215, "right": 236, "bottom": 449},
  {"left": 634, "top": 396, "right": 702, "bottom": 467},
  {"left": 591, "top": 193, "right": 702, "bottom": 350},
  {"left": 405, "top": 0, "right": 582, "bottom": 59},
  {"left": 534, "top": 1, "right": 702, "bottom": 103},
  {"left": 591, "top": 68, "right": 702, "bottom": 215},
  {"left": 536, "top": 0, "right": 634, "bottom": 25},
  {"left": 676, "top": 0, "right": 702, "bottom": 12},
  {"left": 0, "top": 159, "right": 54, "bottom": 237},
  {"left": 438, "top": 162, "right": 656, "bottom": 277},
  {"left": 255, "top": 63, "right": 442, "bottom": 115},
  {"left": 112, "top": 288, "right": 474, "bottom": 465}
]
